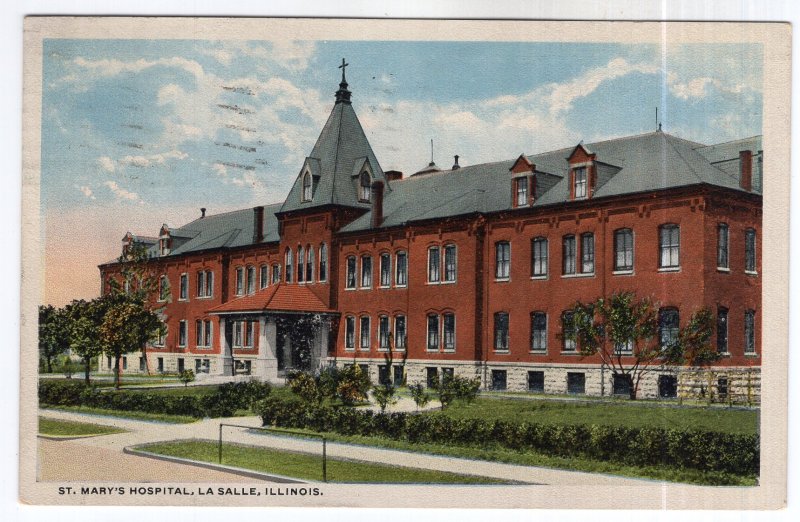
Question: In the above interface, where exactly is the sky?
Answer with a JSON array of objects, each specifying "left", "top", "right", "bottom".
[{"left": 41, "top": 39, "right": 763, "bottom": 306}]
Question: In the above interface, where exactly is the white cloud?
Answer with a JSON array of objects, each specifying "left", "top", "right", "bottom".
[
  {"left": 668, "top": 74, "right": 749, "bottom": 101},
  {"left": 77, "top": 185, "right": 96, "bottom": 200},
  {"left": 97, "top": 156, "right": 116, "bottom": 173},
  {"left": 119, "top": 150, "right": 188, "bottom": 168},
  {"left": 270, "top": 41, "right": 316, "bottom": 72},
  {"left": 104, "top": 181, "right": 139, "bottom": 201}
]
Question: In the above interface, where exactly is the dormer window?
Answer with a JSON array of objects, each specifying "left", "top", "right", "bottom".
[
  {"left": 573, "top": 167, "right": 587, "bottom": 199},
  {"left": 302, "top": 171, "right": 313, "bottom": 202},
  {"left": 515, "top": 177, "right": 529, "bottom": 207},
  {"left": 159, "top": 237, "right": 170, "bottom": 256},
  {"left": 359, "top": 171, "right": 371, "bottom": 202}
]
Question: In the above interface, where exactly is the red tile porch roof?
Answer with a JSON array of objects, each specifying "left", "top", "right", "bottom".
[{"left": 207, "top": 283, "right": 333, "bottom": 314}]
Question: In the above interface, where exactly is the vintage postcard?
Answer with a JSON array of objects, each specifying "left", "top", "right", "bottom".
[{"left": 20, "top": 17, "right": 790, "bottom": 509}]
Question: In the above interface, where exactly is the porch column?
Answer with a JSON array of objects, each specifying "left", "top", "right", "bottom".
[
  {"left": 220, "top": 317, "right": 233, "bottom": 376},
  {"left": 257, "top": 316, "right": 279, "bottom": 382},
  {"left": 312, "top": 319, "right": 330, "bottom": 369}
]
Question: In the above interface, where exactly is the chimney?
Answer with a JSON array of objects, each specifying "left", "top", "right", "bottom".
[
  {"left": 452, "top": 155, "right": 460, "bottom": 170},
  {"left": 200, "top": 207, "right": 206, "bottom": 218},
  {"left": 370, "top": 180, "right": 384, "bottom": 229},
  {"left": 739, "top": 150, "right": 753, "bottom": 192},
  {"left": 385, "top": 170, "right": 403, "bottom": 182},
  {"left": 253, "top": 206, "right": 264, "bottom": 243}
]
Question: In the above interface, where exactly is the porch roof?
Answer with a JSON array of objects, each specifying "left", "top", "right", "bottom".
[{"left": 207, "top": 283, "right": 333, "bottom": 315}]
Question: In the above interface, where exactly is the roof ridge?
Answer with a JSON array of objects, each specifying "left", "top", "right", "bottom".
[
  {"left": 693, "top": 135, "right": 762, "bottom": 149},
  {"left": 661, "top": 132, "right": 704, "bottom": 183}
]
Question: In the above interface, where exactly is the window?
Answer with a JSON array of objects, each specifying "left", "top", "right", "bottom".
[
  {"left": 531, "top": 237, "right": 548, "bottom": 277},
  {"left": 195, "top": 320, "right": 203, "bottom": 347},
  {"left": 562, "top": 235, "right": 576, "bottom": 275},
  {"left": 395, "top": 251, "right": 408, "bottom": 286},
  {"left": 139, "top": 357, "right": 145, "bottom": 372},
  {"left": 491, "top": 370, "right": 507, "bottom": 391},
  {"left": 285, "top": 249, "right": 293, "bottom": 283},
  {"left": 658, "top": 375, "right": 678, "bottom": 398},
  {"left": 745, "top": 228, "right": 757, "bottom": 272},
  {"left": 297, "top": 247, "right": 305, "bottom": 283},
  {"left": 439, "top": 245, "right": 457, "bottom": 283},
  {"left": 359, "top": 171, "right": 371, "bottom": 201},
  {"left": 581, "top": 233, "right": 594, "bottom": 273},
  {"left": 302, "top": 171, "right": 313, "bottom": 201},
  {"left": 235, "top": 267, "right": 244, "bottom": 295},
  {"left": 495, "top": 241, "right": 510, "bottom": 280},
  {"left": 159, "top": 237, "right": 169, "bottom": 256},
  {"left": 614, "top": 339, "right": 633, "bottom": 354},
  {"left": 154, "top": 323, "right": 166, "bottom": 347},
  {"left": 378, "top": 365, "right": 390, "bottom": 385},
  {"left": 178, "top": 320, "right": 187, "bottom": 347},
  {"left": 345, "top": 316, "right": 355, "bottom": 350},
  {"left": 195, "top": 320, "right": 212, "bottom": 348},
  {"left": 573, "top": 167, "right": 587, "bottom": 199},
  {"left": 246, "top": 266, "right": 256, "bottom": 294},
  {"left": 272, "top": 264, "right": 281, "bottom": 284},
  {"left": 204, "top": 271, "right": 213, "bottom": 297},
  {"left": 567, "top": 372, "right": 585, "bottom": 394},
  {"left": 177, "top": 358, "right": 184, "bottom": 373},
  {"left": 443, "top": 313, "right": 455, "bottom": 351},
  {"left": 426, "top": 367, "right": 439, "bottom": 388},
  {"left": 157, "top": 357, "right": 164, "bottom": 373},
  {"left": 562, "top": 311, "right": 576, "bottom": 352},
  {"left": 379, "top": 315, "right": 390, "bottom": 351},
  {"left": 659, "top": 308, "right": 680, "bottom": 349},
  {"left": 659, "top": 224, "right": 680, "bottom": 269},
  {"left": 528, "top": 371, "right": 545, "bottom": 393},
  {"left": 158, "top": 276, "right": 169, "bottom": 301},
  {"left": 319, "top": 243, "right": 328, "bottom": 282},
  {"left": 345, "top": 256, "right": 356, "bottom": 289},
  {"left": 380, "top": 253, "right": 391, "bottom": 287},
  {"left": 717, "top": 307, "right": 729, "bottom": 353},
  {"left": 393, "top": 365, "right": 404, "bottom": 387},
  {"left": 359, "top": 316, "right": 370, "bottom": 350},
  {"left": 205, "top": 320, "right": 212, "bottom": 348},
  {"left": 179, "top": 273, "right": 188, "bottom": 300},
  {"left": 494, "top": 312, "right": 509, "bottom": 351},
  {"left": 717, "top": 377, "right": 729, "bottom": 401},
  {"left": 244, "top": 321, "right": 255, "bottom": 348},
  {"left": 427, "top": 314, "right": 440, "bottom": 351},
  {"left": 395, "top": 315, "right": 406, "bottom": 350},
  {"left": 428, "top": 247, "right": 441, "bottom": 283},
  {"left": 260, "top": 265, "right": 268, "bottom": 289},
  {"left": 744, "top": 309, "right": 756, "bottom": 354},
  {"left": 516, "top": 177, "right": 529, "bottom": 207},
  {"left": 717, "top": 223, "right": 729, "bottom": 269},
  {"left": 306, "top": 246, "right": 314, "bottom": 283},
  {"left": 123, "top": 356, "right": 128, "bottom": 370},
  {"left": 530, "top": 312, "right": 547, "bottom": 352},
  {"left": 614, "top": 229, "right": 634, "bottom": 272},
  {"left": 612, "top": 374, "right": 633, "bottom": 396},
  {"left": 233, "top": 321, "right": 243, "bottom": 347},
  {"left": 361, "top": 255, "right": 372, "bottom": 288}
]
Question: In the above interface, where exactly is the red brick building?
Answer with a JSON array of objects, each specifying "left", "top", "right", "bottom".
[{"left": 99, "top": 69, "right": 762, "bottom": 399}]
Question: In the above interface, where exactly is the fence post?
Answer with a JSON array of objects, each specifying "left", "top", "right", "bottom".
[
  {"left": 218, "top": 424, "right": 223, "bottom": 464},
  {"left": 322, "top": 437, "right": 327, "bottom": 483}
]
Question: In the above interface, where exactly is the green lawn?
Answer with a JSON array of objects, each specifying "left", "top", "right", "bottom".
[
  {"left": 38, "top": 416, "right": 127, "bottom": 437},
  {"left": 45, "top": 405, "right": 198, "bottom": 424},
  {"left": 436, "top": 397, "right": 758, "bottom": 436},
  {"left": 137, "top": 440, "right": 510, "bottom": 484},
  {"left": 252, "top": 427, "right": 755, "bottom": 486}
]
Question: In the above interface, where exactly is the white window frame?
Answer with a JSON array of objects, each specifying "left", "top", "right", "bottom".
[
  {"left": 745, "top": 228, "right": 757, "bottom": 274},
  {"left": 443, "top": 313, "right": 456, "bottom": 352},
  {"left": 345, "top": 256, "right": 357, "bottom": 289},
  {"left": 581, "top": 233, "right": 595, "bottom": 274},
  {"left": 178, "top": 320, "right": 187, "bottom": 348},
  {"left": 319, "top": 243, "right": 328, "bottom": 282},
  {"left": 306, "top": 245, "right": 314, "bottom": 283},
  {"left": 378, "top": 315, "right": 390, "bottom": 351},
  {"left": 360, "top": 255, "right": 372, "bottom": 289},
  {"left": 394, "top": 315, "right": 407, "bottom": 351},
  {"left": 744, "top": 309, "right": 756, "bottom": 354},
  {"left": 297, "top": 247, "right": 305, "bottom": 284},
  {"left": 204, "top": 270, "right": 214, "bottom": 298},
  {"left": 427, "top": 246, "right": 441, "bottom": 284},
  {"left": 426, "top": 314, "right": 440, "bottom": 351},
  {"left": 573, "top": 166, "right": 587, "bottom": 199},
  {"left": 179, "top": 273, "right": 188, "bottom": 301},
  {"left": 301, "top": 170, "right": 313, "bottom": 202},
  {"left": 443, "top": 244, "right": 457, "bottom": 283},
  {"left": 379, "top": 253, "right": 391, "bottom": 288},
  {"left": 235, "top": 267, "right": 245, "bottom": 295},
  {"left": 345, "top": 316, "right": 355, "bottom": 351},
  {"left": 246, "top": 265, "right": 256, "bottom": 294},
  {"left": 531, "top": 237, "right": 548, "bottom": 278},
  {"left": 658, "top": 224, "right": 681, "bottom": 271},
  {"left": 285, "top": 249, "right": 293, "bottom": 283},
  {"left": 260, "top": 264, "right": 269, "bottom": 289},
  {"left": 530, "top": 311, "right": 547, "bottom": 352},
  {"left": 158, "top": 275, "right": 169, "bottom": 302},
  {"left": 717, "top": 223, "right": 729, "bottom": 271},
  {"left": 359, "top": 316, "right": 371, "bottom": 350},
  {"left": 516, "top": 176, "right": 529, "bottom": 207},
  {"left": 494, "top": 312, "right": 510, "bottom": 352},
  {"left": 395, "top": 251, "right": 408, "bottom": 287},
  {"left": 562, "top": 235, "right": 576, "bottom": 275},
  {"left": 613, "top": 228, "right": 634, "bottom": 274},
  {"left": 495, "top": 241, "right": 510, "bottom": 281}
]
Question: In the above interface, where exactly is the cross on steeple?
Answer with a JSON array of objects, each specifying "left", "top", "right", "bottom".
[{"left": 335, "top": 58, "right": 352, "bottom": 104}]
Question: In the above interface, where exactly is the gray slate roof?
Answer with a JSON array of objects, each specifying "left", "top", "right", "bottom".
[
  {"left": 341, "top": 131, "right": 758, "bottom": 233},
  {"left": 279, "top": 99, "right": 390, "bottom": 213}
]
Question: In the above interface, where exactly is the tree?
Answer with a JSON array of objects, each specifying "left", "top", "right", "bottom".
[
  {"left": 99, "top": 296, "right": 161, "bottom": 388},
  {"left": 63, "top": 298, "right": 109, "bottom": 385},
  {"left": 179, "top": 369, "right": 195, "bottom": 387},
  {"left": 566, "top": 291, "right": 717, "bottom": 399},
  {"left": 38, "top": 305, "right": 70, "bottom": 373},
  {"left": 408, "top": 383, "right": 430, "bottom": 410}
]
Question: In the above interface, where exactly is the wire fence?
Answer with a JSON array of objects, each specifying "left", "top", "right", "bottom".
[{"left": 218, "top": 423, "right": 328, "bottom": 482}]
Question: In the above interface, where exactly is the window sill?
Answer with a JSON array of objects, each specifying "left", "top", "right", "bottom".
[
  {"left": 530, "top": 275, "right": 548, "bottom": 280},
  {"left": 717, "top": 267, "right": 730, "bottom": 273},
  {"left": 745, "top": 270, "right": 759, "bottom": 277},
  {"left": 359, "top": 287, "right": 372, "bottom": 290},
  {"left": 561, "top": 272, "right": 594, "bottom": 279},
  {"left": 493, "top": 350, "right": 509, "bottom": 354},
  {"left": 344, "top": 287, "right": 357, "bottom": 291},
  {"left": 426, "top": 281, "right": 442, "bottom": 285},
  {"left": 178, "top": 298, "right": 188, "bottom": 302},
  {"left": 494, "top": 278, "right": 510, "bottom": 283},
  {"left": 395, "top": 284, "right": 408, "bottom": 289},
  {"left": 529, "top": 350, "right": 547, "bottom": 354},
  {"left": 613, "top": 269, "right": 634, "bottom": 276},
  {"left": 441, "top": 280, "right": 457, "bottom": 285},
  {"left": 344, "top": 348, "right": 355, "bottom": 352},
  {"left": 560, "top": 351, "right": 580, "bottom": 355},
  {"left": 379, "top": 285, "right": 391, "bottom": 289},
  {"left": 196, "top": 296, "right": 214, "bottom": 300},
  {"left": 443, "top": 349, "right": 456, "bottom": 353},
  {"left": 657, "top": 267, "right": 681, "bottom": 273},
  {"left": 744, "top": 353, "right": 759, "bottom": 358}
]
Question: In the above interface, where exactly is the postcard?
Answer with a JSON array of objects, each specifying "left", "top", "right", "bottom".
[{"left": 20, "top": 17, "right": 790, "bottom": 509}]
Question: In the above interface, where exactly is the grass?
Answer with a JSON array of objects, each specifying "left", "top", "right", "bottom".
[
  {"left": 44, "top": 405, "right": 198, "bottom": 424},
  {"left": 138, "top": 439, "right": 511, "bottom": 484},
  {"left": 252, "top": 427, "right": 756, "bottom": 486},
  {"left": 435, "top": 397, "right": 758, "bottom": 436},
  {"left": 38, "top": 416, "right": 126, "bottom": 437}
]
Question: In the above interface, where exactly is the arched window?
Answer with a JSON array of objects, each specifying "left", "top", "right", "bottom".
[
  {"left": 285, "top": 248, "right": 293, "bottom": 283},
  {"left": 319, "top": 243, "right": 328, "bottom": 282},
  {"left": 302, "top": 171, "right": 313, "bottom": 202},
  {"left": 297, "top": 246, "right": 305, "bottom": 283},
  {"left": 306, "top": 245, "right": 314, "bottom": 283},
  {"left": 359, "top": 171, "right": 371, "bottom": 202}
]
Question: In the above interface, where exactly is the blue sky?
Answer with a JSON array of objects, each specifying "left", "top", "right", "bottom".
[{"left": 41, "top": 39, "right": 762, "bottom": 305}]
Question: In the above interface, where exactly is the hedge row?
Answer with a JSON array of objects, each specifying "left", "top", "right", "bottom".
[
  {"left": 258, "top": 395, "right": 758, "bottom": 476},
  {"left": 39, "top": 380, "right": 271, "bottom": 418}
]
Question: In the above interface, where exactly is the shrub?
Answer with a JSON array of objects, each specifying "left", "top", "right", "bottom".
[
  {"left": 434, "top": 374, "right": 481, "bottom": 409},
  {"left": 336, "top": 364, "right": 371, "bottom": 406},
  {"left": 287, "top": 370, "right": 323, "bottom": 405},
  {"left": 256, "top": 396, "right": 759, "bottom": 476},
  {"left": 372, "top": 383, "right": 397, "bottom": 412},
  {"left": 408, "top": 383, "right": 430, "bottom": 410},
  {"left": 178, "top": 369, "right": 195, "bottom": 387}
]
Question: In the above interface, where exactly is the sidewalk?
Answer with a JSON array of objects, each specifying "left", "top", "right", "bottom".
[{"left": 39, "top": 408, "right": 647, "bottom": 485}]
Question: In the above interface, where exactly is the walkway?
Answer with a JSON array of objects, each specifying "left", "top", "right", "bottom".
[{"left": 39, "top": 408, "right": 646, "bottom": 485}]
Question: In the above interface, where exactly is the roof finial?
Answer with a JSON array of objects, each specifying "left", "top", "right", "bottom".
[
  {"left": 429, "top": 139, "right": 435, "bottom": 167},
  {"left": 335, "top": 58, "right": 352, "bottom": 104}
]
